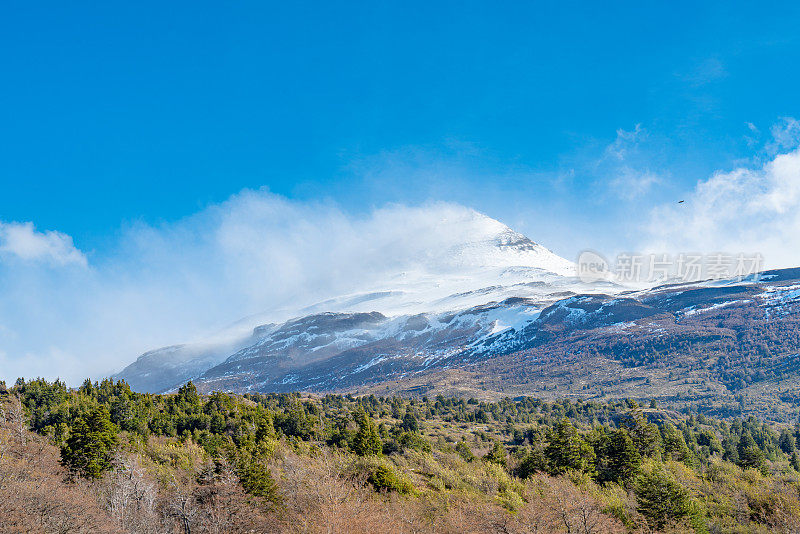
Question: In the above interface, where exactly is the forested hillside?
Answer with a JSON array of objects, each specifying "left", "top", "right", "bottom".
[{"left": 3, "top": 378, "right": 800, "bottom": 533}]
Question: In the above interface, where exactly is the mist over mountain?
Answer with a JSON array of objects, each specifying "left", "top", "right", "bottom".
[
  {"left": 113, "top": 209, "right": 800, "bottom": 423},
  {"left": 116, "top": 212, "right": 612, "bottom": 393},
  {"left": 0, "top": 198, "right": 587, "bottom": 384}
]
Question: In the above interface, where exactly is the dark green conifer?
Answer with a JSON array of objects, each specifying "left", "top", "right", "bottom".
[
  {"left": 60, "top": 406, "right": 118, "bottom": 479},
  {"left": 737, "top": 430, "right": 765, "bottom": 470},
  {"left": 634, "top": 464, "right": 690, "bottom": 530},
  {"left": 545, "top": 419, "right": 595, "bottom": 475},
  {"left": 353, "top": 410, "right": 382, "bottom": 456}
]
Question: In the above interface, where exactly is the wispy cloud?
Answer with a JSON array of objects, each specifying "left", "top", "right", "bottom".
[
  {"left": 0, "top": 222, "right": 87, "bottom": 267},
  {"left": 609, "top": 168, "right": 662, "bottom": 201},
  {"left": 596, "top": 125, "right": 664, "bottom": 200},
  {"left": 767, "top": 117, "right": 800, "bottom": 155}
]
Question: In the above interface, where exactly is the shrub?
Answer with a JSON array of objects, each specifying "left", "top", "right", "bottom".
[
  {"left": 455, "top": 441, "right": 475, "bottom": 462},
  {"left": 484, "top": 440, "right": 507, "bottom": 467},
  {"left": 398, "top": 431, "right": 431, "bottom": 453},
  {"left": 367, "top": 463, "right": 413, "bottom": 494}
]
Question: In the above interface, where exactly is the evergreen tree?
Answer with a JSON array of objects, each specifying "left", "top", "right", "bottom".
[
  {"left": 634, "top": 464, "right": 690, "bottom": 530},
  {"left": 737, "top": 430, "right": 765, "bottom": 470},
  {"left": 622, "top": 410, "right": 661, "bottom": 458},
  {"left": 722, "top": 434, "right": 739, "bottom": 463},
  {"left": 238, "top": 448, "right": 280, "bottom": 504},
  {"left": 662, "top": 422, "right": 691, "bottom": 462},
  {"left": 545, "top": 419, "right": 595, "bottom": 475},
  {"left": 697, "top": 429, "right": 723, "bottom": 455},
  {"left": 791, "top": 451, "right": 800, "bottom": 472},
  {"left": 78, "top": 378, "right": 94, "bottom": 396},
  {"left": 518, "top": 447, "right": 547, "bottom": 479},
  {"left": 275, "top": 400, "right": 313, "bottom": 439},
  {"left": 177, "top": 381, "right": 201, "bottom": 408},
  {"left": 60, "top": 406, "right": 118, "bottom": 479},
  {"left": 597, "top": 429, "right": 641, "bottom": 484},
  {"left": 401, "top": 412, "right": 419, "bottom": 432},
  {"left": 779, "top": 428, "right": 796, "bottom": 454},
  {"left": 352, "top": 410, "right": 382, "bottom": 456}
]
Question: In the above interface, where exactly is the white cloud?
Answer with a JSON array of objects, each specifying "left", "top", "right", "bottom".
[
  {"left": 0, "top": 222, "right": 87, "bottom": 266},
  {"left": 599, "top": 125, "right": 663, "bottom": 199},
  {"left": 645, "top": 146, "right": 800, "bottom": 269},
  {"left": 767, "top": 117, "right": 800, "bottom": 155}
]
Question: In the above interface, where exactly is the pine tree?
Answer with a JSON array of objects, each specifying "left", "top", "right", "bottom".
[
  {"left": 60, "top": 406, "right": 119, "bottom": 479},
  {"left": 737, "top": 430, "right": 765, "bottom": 470},
  {"left": 634, "top": 464, "right": 690, "bottom": 530},
  {"left": 353, "top": 410, "right": 382, "bottom": 456},
  {"left": 597, "top": 429, "right": 641, "bottom": 484},
  {"left": 791, "top": 451, "right": 800, "bottom": 472},
  {"left": 238, "top": 449, "right": 280, "bottom": 504},
  {"left": 518, "top": 447, "right": 547, "bottom": 479},
  {"left": 622, "top": 409, "right": 661, "bottom": 458},
  {"left": 545, "top": 419, "right": 595, "bottom": 475},
  {"left": 401, "top": 412, "right": 419, "bottom": 432},
  {"left": 662, "top": 422, "right": 691, "bottom": 462},
  {"left": 779, "top": 428, "right": 796, "bottom": 454}
]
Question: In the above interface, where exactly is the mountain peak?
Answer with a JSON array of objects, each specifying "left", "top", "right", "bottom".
[
  {"left": 434, "top": 211, "right": 575, "bottom": 277},
  {"left": 116, "top": 209, "right": 586, "bottom": 392}
]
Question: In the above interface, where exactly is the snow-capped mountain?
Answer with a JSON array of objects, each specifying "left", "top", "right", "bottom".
[
  {"left": 115, "top": 215, "right": 800, "bottom": 421},
  {"left": 116, "top": 214, "right": 616, "bottom": 393},
  {"left": 100, "top": 202, "right": 800, "bottom": 422}
]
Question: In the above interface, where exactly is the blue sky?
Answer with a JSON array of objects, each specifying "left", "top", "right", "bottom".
[
  {"left": 3, "top": 1, "right": 800, "bottom": 257},
  {"left": 4, "top": 2, "right": 800, "bottom": 382}
]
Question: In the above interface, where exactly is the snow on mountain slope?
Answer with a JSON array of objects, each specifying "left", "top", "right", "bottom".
[
  {"left": 116, "top": 212, "right": 615, "bottom": 393},
  {"left": 193, "top": 300, "right": 550, "bottom": 393}
]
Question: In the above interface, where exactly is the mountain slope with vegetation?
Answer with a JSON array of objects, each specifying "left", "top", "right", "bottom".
[{"left": 4, "top": 378, "right": 800, "bottom": 532}]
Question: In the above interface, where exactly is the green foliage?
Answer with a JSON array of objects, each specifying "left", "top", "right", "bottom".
[
  {"left": 273, "top": 400, "right": 314, "bottom": 439},
  {"left": 791, "top": 451, "right": 800, "bottom": 472},
  {"left": 455, "top": 441, "right": 475, "bottom": 462},
  {"left": 396, "top": 431, "right": 431, "bottom": 453},
  {"left": 401, "top": 412, "right": 419, "bottom": 432},
  {"left": 518, "top": 447, "right": 547, "bottom": 479},
  {"left": 237, "top": 450, "right": 280, "bottom": 504},
  {"left": 545, "top": 419, "right": 595, "bottom": 475},
  {"left": 621, "top": 410, "right": 661, "bottom": 458},
  {"left": 596, "top": 429, "right": 641, "bottom": 484},
  {"left": 13, "top": 376, "right": 800, "bottom": 532},
  {"left": 60, "top": 406, "right": 119, "bottom": 479},
  {"left": 352, "top": 410, "right": 382, "bottom": 456},
  {"left": 633, "top": 463, "right": 691, "bottom": 530},
  {"left": 779, "top": 428, "right": 796, "bottom": 454},
  {"left": 737, "top": 430, "right": 766, "bottom": 470},
  {"left": 367, "top": 463, "right": 413, "bottom": 494},
  {"left": 484, "top": 440, "right": 507, "bottom": 467},
  {"left": 662, "top": 422, "right": 691, "bottom": 462}
]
